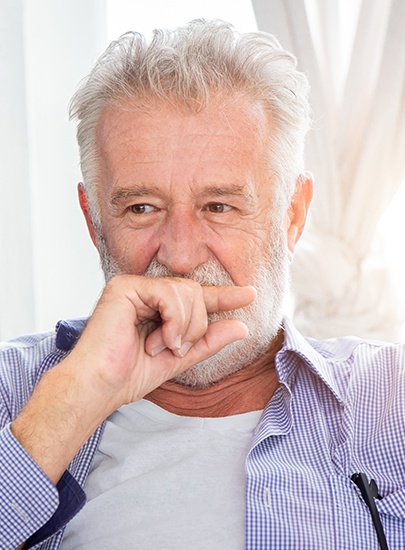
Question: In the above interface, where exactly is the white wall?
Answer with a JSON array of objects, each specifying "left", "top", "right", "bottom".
[
  {"left": 0, "top": 0, "right": 109, "bottom": 340},
  {"left": 24, "top": 0, "right": 108, "bottom": 335},
  {"left": 0, "top": 0, "right": 34, "bottom": 339}
]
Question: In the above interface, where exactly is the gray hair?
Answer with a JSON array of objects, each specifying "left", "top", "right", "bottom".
[{"left": 69, "top": 18, "right": 311, "bottom": 225}]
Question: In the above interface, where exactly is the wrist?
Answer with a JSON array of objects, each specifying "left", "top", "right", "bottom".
[{"left": 11, "top": 358, "right": 114, "bottom": 485}]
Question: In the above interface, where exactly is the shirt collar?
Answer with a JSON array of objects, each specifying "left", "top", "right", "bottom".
[{"left": 277, "top": 316, "right": 345, "bottom": 405}]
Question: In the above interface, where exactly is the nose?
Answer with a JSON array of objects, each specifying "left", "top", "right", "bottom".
[{"left": 155, "top": 208, "right": 210, "bottom": 275}]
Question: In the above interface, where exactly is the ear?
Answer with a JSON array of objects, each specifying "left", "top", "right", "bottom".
[
  {"left": 78, "top": 183, "right": 99, "bottom": 249},
  {"left": 286, "top": 173, "right": 313, "bottom": 256}
]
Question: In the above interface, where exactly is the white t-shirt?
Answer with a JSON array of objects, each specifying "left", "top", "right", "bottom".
[{"left": 62, "top": 399, "right": 262, "bottom": 549}]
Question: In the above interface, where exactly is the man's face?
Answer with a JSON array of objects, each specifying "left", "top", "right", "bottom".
[{"left": 81, "top": 96, "right": 301, "bottom": 387}]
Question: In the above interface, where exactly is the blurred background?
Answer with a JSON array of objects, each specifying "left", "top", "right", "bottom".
[{"left": 1, "top": 0, "right": 404, "bottom": 341}]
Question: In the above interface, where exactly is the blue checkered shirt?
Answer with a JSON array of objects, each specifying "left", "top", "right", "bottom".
[{"left": 1, "top": 318, "right": 405, "bottom": 549}]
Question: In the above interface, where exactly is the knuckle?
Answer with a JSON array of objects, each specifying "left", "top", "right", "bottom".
[
  {"left": 185, "top": 278, "right": 202, "bottom": 291},
  {"left": 163, "top": 278, "right": 200, "bottom": 301},
  {"left": 164, "top": 279, "right": 182, "bottom": 297},
  {"left": 189, "top": 312, "right": 209, "bottom": 340},
  {"left": 182, "top": 283, "right": 196, "bottom": 301},
  {"left": 183, "top": 278, "right": 204, "bottom": 299}
]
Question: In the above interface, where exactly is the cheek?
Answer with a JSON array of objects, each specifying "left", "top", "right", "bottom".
[
  {"left": 215, "top": 231, "right": 271, "bottom": 284},
  {"left": 102, "top": 226, "right": 160, "bottom": 275}
]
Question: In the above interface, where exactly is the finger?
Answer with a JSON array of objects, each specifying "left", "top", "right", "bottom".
[
  {"left": 151, "top": 318, "right": 249, "bottom": 368},
  {"left": 127, "top": 278, "right": 190, "bottom": 351},
  {"left": 145, "top": 290, "right": 208, "bottom": 358},
  {"left": 145, "top": 285, "right": 255, "bottom": 357},
  {"left": 144, "top": 326, "right": 167, "bottom": 357},
  {"left": 144, "top": 319, "right": 248, "bottom": 386},
  {"left": 156, "top": 280, "right": 205, "bottom": 352},
  {"left": 172, "top": 285, "right": 255, "bottom": 357},
  {"left": 169, "top": 283, "right": 209, "bottom": 358},
  {"left": 146, "top": 315, "right": 249, "bottom": 359},
  {"left": 181, "top": 319, "right": 249, "bottom": 364},
  {"left": 145, "top": 299, "right": 208, "bottom": 357},
  {"left": 124, "top": 278, "right": 254, "bottom": 354},
  {"left": 130, "top": 277, "right": 207, "bottom": 353},
  {"left": 202, "top": 285, "right": 257, "bottom": 313}
]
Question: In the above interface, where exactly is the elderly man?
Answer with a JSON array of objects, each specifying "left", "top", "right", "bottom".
[{"left": 1, "top": 19, "right": 404, "bottom": 550}]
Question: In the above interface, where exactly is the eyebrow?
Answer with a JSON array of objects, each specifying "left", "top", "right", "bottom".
[
  {"left": 109, "top": 182, "right": 254, "bottom": 208},
  {"left": 195, "top": 184, "right": 252, "bottom": 198},
  {"left": 109, "top": 184, "right": 164, "bottom": 208}
]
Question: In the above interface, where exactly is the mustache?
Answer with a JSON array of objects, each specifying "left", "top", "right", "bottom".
[{"left": 143, "top": 258, "right": 236, "bottom": 287}]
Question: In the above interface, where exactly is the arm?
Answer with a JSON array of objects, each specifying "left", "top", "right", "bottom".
[{"left": 9, "top": 275, "right": 254, "bottom": 539}]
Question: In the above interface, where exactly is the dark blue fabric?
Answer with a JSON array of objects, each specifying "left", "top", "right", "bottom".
[
  {"left": 24, "top": 471, "right": 86, "bottom": 548},
  {"left": 55, "top": 319, "right": 87, "bottom": 351}
]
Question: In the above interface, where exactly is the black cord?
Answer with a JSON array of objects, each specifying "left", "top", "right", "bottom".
[{"left": 351, "top": 473, "right": 389, "bottom": 550}]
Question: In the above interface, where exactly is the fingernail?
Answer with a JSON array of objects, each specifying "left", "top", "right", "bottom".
[
  {"left": 151, "top": 345, "right": 166, "bottom": 357},
  {"left": 178, "top": 342, "right": 193, "bottom": 357},
  {"left": 174, "top": 335, "right": 182, "bottom": 349}
]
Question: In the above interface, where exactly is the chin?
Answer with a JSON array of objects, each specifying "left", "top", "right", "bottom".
[{"left": 171, "top": 317, "right": 282, "bottom": 389}]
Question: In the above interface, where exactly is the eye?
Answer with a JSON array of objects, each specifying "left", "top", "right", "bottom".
[
  {"left": 129, "top": 204, "right": 157, "bottom": 214},
  {"left": 203, "top": 203, "right": 233, "bottom": 214}
]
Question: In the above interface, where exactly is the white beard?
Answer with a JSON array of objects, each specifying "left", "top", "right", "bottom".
[{"left": 96, "top": 228, "right": 289, "bottom": 389}]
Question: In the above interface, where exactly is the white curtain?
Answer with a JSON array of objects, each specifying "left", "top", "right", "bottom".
[{"left": 252, "top": 0, "right": 405, "bottom": 340}]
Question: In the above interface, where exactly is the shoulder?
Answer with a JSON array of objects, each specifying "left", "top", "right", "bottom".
[
  {"left": 0, "top": 331, "right": 59, "bottom": 422},
  {"left": 307, "top": 332, "right": 404, "bottom": 361},
  {"left": 0, "top": 318, "right": 87, "bottom": 368},
  {"left": 287, "top": 321, "right": 405, "bottom": 405},
  {"left": 283, "top": 317, "right": 405, "bottom": 400},
  {"left": 0, "top": 330, "right": 59, "bottom": 371},
  {"left": 0, "top": 319, "right": 86, "bottom": 421},
  {"left": 306, "top": 335, "right": 405, "bottom": 422},
  {"left": 308, "top": 335, "right": 405, "bottom": 380}
]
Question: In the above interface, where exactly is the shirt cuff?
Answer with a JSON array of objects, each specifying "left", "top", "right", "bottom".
[
  {"left": 25, "top": 470, "right": 86, "bottom": 549},
  {"left": 0, "top": 423, "right": 85, "bottom": 549},
  {"left": 0, "top": 423, "right": 59, "bottom": 547}
]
